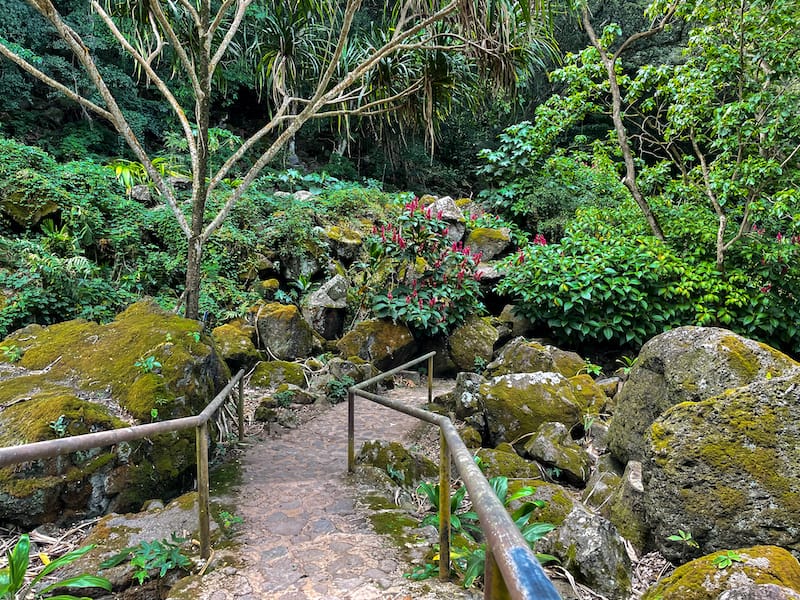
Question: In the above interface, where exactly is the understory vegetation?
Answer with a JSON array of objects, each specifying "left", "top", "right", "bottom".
[{"left": 0, "top": 0, "right": 797, "bottom": 358}]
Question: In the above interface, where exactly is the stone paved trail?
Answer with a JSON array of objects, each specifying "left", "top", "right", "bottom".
[{"left": 172, "top": 379, "right": 479, "bottom": 600}]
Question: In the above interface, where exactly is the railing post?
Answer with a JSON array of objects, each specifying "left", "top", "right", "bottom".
[
  {"left": 196, "top": 422, "right": 211, "bottom": 560},
  {"left": 237, "top": 376, "right": 245, "bottom": 443},
  {"left": 427, "top": 354, "right": 434, "bottom": 404},
  {"left": 438, "top": 429, "right": 451, "bottom": 582},
  {"left": 483, "top": 547, "right": 512, "bottom": 600},
  {"left": 347, "top": 389, "right": 355, "bottom": 473}
]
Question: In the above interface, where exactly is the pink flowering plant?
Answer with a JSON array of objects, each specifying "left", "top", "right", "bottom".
[{"left": 367, "top": 197, "right": 485, "bottom": 336}]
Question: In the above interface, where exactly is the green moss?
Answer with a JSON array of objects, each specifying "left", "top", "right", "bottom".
[
  {"left": 0, "top": 384, "right": 125, "bottom": 445},
  {"left": 6, "top": 300, "right": 225, "bottom": 420},
  {"left": 642, "top": 546, "right": 800, "bottom": 600},
  {"left": 357, "top": 440, "right": 437, "bottom": 483},
  {"left": 466, "top": 227, "right": 510, "bottom": 244},
  {"left": 718, "top": 335, "right": 760, "bottom": 380},
  {"left": 475, "top": 446, "right": 541, "bottom": 480},
  {"left": 250, "top": 361, "right": 306, "bottom": 388}
]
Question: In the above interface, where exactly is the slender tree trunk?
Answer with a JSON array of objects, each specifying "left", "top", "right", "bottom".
[
  {"left": 185, "top": 1, "right": 213, "bottom": 320},
  {"left": 581, "top": 5, "right": 667, "bottom": 241}
]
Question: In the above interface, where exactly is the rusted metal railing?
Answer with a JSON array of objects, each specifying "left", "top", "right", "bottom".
[
  {"left": 0, "top": 369, "right": 246, "bottom": 559},
  {"left": 347, "top": 353, "right": 561, "bottom": 600}
]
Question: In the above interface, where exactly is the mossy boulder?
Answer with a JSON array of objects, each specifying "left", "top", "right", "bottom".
[
  {"left": 536, "top": 504, "right": 632, "bottom": 599},
  {"left": 522, "top": 422, "right": 592, "bottom": 486},
  {"left": 464, "top": 227, "right": 511, "bottom": 261},
  {"left": 642, "top": 546, "right": 800, "bottom": 600},
  {"left": 253, "top": 302, "right": 316, "bottom": 361},
  {"left": 211, "top": 319, "right": 260, "bottom": 371},
  {"left": 474, "top": 444, "right": 542, "bottom": 480},
  {"left": 335, "top": 319, "right": 416, "bottom": 371},
  {"left": 644, "top": 373, "right": 800, "bottom": 560},
  {"left": 0, "top": 300, "right": 229, "bottom": 526},
  {"left": 356, "top": 440, "right": 437, "bottom": 486},
  {"left": 430, "top": 195, "right": 466, "bottom": 242},
  {"left": 250, "top": 360, "right": 307, "bottom": 388},
  {"left": 485, "top": 337, "right": 585, "bottom": 378},
  {"left": 480, "top": 372, "right": 584, "bottom": 447},
  {"left": 448, "top": 315, "right": 499, "bottom": 372},
  {"left": 608, "top": 327, "right": 800, "bottom": 464},
  {"left": 569, "top": 374, "right": 608, "bottom": 414},
  {"left": 64, "top": 492, "right": 213, "bottom": 597},
  {"left": 323, "top": 224, "right": 363, "bottom": 262}
]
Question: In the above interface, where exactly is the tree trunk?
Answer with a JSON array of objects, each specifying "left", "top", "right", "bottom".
[{"left": 185, "top": 237, "right": 203, "bottom": 320}]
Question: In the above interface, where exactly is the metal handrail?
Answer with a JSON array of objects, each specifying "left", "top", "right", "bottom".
[
  {"left": 0, "top": 369, "right": 246, "bottom": 559},
  {"left": 347, "top": 353, "right": 562, "bottom": 600}
]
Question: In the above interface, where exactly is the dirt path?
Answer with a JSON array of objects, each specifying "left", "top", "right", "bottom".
[{"left": 169, "top": 379, "right": 480, "bottom": 600}]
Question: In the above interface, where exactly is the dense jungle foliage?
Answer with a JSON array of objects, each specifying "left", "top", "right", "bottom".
[{"left": 0, "top": 0, "right": 798, "bottom": 356}]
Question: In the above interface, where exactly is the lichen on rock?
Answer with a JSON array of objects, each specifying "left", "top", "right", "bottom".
[
  {"left": 642, "top": 546, "right": 800, "bottom": 600},
  {"left": 644, "top": 373, "right": 800, "bottom": 560}
]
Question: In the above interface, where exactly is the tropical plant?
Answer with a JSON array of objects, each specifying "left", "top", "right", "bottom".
[
  {"left": 0, "top": 534, "right": 112, "bottom": 599},
  {"left": 99, "top": 533, "right": 191, "bottom": 585},
  {"left": 367, "top": 197, "right": 485, "bottom": 336},
  {"left": 0, "top": 0, "right": 555, "bottom": 320}
]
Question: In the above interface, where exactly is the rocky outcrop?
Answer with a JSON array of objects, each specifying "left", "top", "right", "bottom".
[
  {"left": 356, "top": 440, "right": 437, "bottom": 485},
  {"left": 464, "top": 226, "right": 511, "bottom": 261},
  {"left": 447, "top": 316, "right": 498, "bottom": 372},
  {"left": 253, "top": 302, "right": 317, "bottom": 361},
  {"left": 480, "top": 372, "right": 584, "bottom": 446},
  {"left": 642, "top": 546, "right": 800, "bottom": 600},
  {"left": 644, "top": 374, "right": 800, "bottom": 560},
  {"left": 485, "top": 337, "right": 585, "bottom": 379},
  {"left": 522, "top": 422, "right": 592, "bottom": 486},
  {"left": 608, "top": 327, "right": 800, "bottom": 464},
  {"left": 428, "top": 195, "right": 465, "bottom": 242},
  {"left": 211, "top": 319, "right": 260, "bottom": 371},
  {"left": 250, "top": 360, "right": 307, "bottom": 388},
  {"left": 302, "top": 274, "right": 349, "bottom": 340},
  {"left": 0, "top": 301, "right": 229, "bottom": 526},
  {"left": 336, "top": 320, "right": 415, "bottom": 371}
]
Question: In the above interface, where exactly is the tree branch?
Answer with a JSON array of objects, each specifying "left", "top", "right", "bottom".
[{"left": 0, "top": 41, "right": 113, "bottom": 121}]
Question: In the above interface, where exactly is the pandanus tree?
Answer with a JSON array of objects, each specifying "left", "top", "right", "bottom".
[{"left": 0, "top": 0, "right": 554, "bottom": 320}]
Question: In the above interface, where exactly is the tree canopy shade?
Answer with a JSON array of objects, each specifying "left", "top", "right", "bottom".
[{"left": 0, "top": 0, "right": 556, "bottom": 319}]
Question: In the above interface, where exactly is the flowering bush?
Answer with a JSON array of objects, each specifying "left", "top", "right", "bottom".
[{"left": 367, "top": 198, "right": 485, "bottom": 336}]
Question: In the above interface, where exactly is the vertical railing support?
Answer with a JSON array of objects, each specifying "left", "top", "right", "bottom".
[
  {"left": 196, "top": 422, "right": 211, "bottom": 559},
  {"left": 427, "top": 354, "right": 434, "bottom": 404},
  {"left": 347, "top": 389, "right": 355, "bottom": 473},
  {"left": 237, "top": 377, "right": 245, "bottom": 443},
  {"left": 438, "top": 429, "right": 451, "bottom": 582},
  {"left": 483, "top": 548, "right": 512, "bottom": 600}
]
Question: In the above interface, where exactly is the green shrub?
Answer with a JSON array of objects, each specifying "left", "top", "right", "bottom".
[{"left": 497, "top": 201, "right": 800, "bottom": 353}]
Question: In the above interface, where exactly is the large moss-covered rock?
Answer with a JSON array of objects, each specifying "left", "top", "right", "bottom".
[
  {"left": 485, "top": 337, "right": 585, "bottom": 378},
  {"left": 448, "top": 315, "right": 498, "bottom": 372},
  {"left": 644, "top": 374, "right": 800, "bottom": 560},
  {"left": 335, "top": 319, "right": 415, "bottom": 371},
  {"left": 475, "top": 444, "right": 542, "bottom": 480},
  {"left": 608, "top": 327, "right": 800, "bottom": 464},
  {"left": 480, "top": 372, "right": 584, "bottom": 447},
  {"left": 602, "top": 461, "right": 649, "bottom": 553},
  {"left": 642, "top": 546, "right": 800, "bottom": 600},
  {"left": 253, "top": 302, "right": 316, "bottom": 360},
  {"left": 211, "top": 319, "right": 260, "bottom": 371},
  {"left": 0, "top": 301, "right": 229, "bottom": 527}
]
